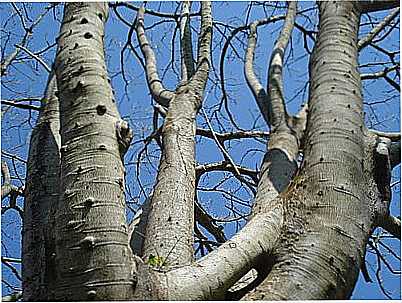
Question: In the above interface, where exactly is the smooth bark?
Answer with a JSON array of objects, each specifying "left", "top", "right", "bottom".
[
  {"left": 53, "top": 3, "right": 134, "bottom": 300},
  {"left": 22, "top": 70, "right": 60, "bottom": 301},
  {"left": 244, "top": 1, "right": 371, "bottom": 299},
  {"left": 141, "top": 1, "right": 212, "bottom": 268}
]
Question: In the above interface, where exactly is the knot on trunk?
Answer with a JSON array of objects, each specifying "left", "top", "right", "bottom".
[{"left": 116, "top": 120, "right": 133, "bottom": 159}]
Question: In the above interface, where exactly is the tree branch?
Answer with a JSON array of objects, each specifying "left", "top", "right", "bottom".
[
  {"left": 196, "top": 161, "right": 258, "bottom": 183},
  {"left": 361, "top": 64, "right": 399, "bottom": 80},
  {"left": 369, "top": 129, "right": 400, "bottom": 141},
  {"left": 15, "top": 44, "right": 51, "bottom": 72},
  {"left": 1, "top": 100, "right": 41, "bottom": 111},
  {"left": 180, "top": 1, "right": 195, "bottom": 81},
  {"left": 244, "top": 21, "right": 270, "bottom": 125},
  {"left": 1, "top": 161, "right": 24, "bottom": 200},
  {"left": 267, "top": 1, "right": 297, "bottom": 130},
  {"left": 196, "top": 128, "right": 269, "bottom": 142},
  {"left": 358, "top": 0, "right": 399, "bottom": 13},
  {"left": 195, "top": 201, "right": 227, "bottom": 244},
  {"left": 379, "top": 215, "right": 401, "bottom": 239},
  {"left": 358, "top": 7, "right": 399, "bottom": 50},
  {"left": 191, "top": 0, "right": 212, "bottom": 86},
  {"left": 135, "top": 6, "right": 174, "bottom": 107}
]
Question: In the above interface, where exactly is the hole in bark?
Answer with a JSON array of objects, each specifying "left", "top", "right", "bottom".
[
  {"left": 96, "top": 105, "right": 107, "bottom": 115},
  {"left": 74, "top": 80, "right": 84, "bottom": 92},
  {"left": 80, "top": 18, "right": 88, "bottom": 24},
  {"left": 317, "top": 191, "right": 323, "bottom": 196},
  {"left": 351, "top": 130, "right": 354, "bottom": 134},
  {"left": 85, "top": 197, "right": 94, "bottom": 207},
  {"left": 84, "top": 32, "right": 93, "bottom": 39},
  {"left": 347, "top": 104, "right": 351, "bottom": 109},
  {"left": 319, "top": 157, "right": 324, "bottom": 162},
  {"left": 333, "top": 118, "right": 337, "bottom": 122},
  {"left": 73, "top": 43, "right": 79, "bottom": 49},
  {"left": 98, "top": 13, "right": 103, "bottom": 21},
  {"left": 98, "top": 144, "right": 107, "bottom": 150},
  {"left": 167, "top": 216, "right": 172, "bottom": 222}
]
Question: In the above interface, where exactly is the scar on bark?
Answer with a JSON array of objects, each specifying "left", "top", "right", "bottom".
[{"left": 115, "top": 120, "right": 133, "bottom": 158}]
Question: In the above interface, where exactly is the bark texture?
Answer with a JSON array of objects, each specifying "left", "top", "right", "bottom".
[
  {"left": 142, "top": 1, "right": 212, "bottom": 268},
  {"left": 22, "top": 70, "right": 60, "bottom": 301},
  {"left": 53, "top": 3, "right": 134, "bottom": 300},
  {"left": 244, "top": 1, "right": 371, "bottom": 299},
  {"left": 18, "top": 1, "right": 399, "bottom": 301}
]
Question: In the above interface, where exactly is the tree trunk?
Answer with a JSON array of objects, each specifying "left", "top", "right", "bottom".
[
  {"left": 22, "top": 70, "right": 60, "bottom": 301},
  {"left": 17, "top": 1, "right": 399, "bottom": 301},
  {"left": 243, "top": 1, "right": 375, "bottom": 299},
  {"left": 52, "top": 3, "right": 135, "bottom": 300}
]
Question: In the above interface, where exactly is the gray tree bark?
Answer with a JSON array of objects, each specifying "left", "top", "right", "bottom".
[
  {"left": 52, "top": 3, "right": 135, "bottom": 300},
  {"left": 22, "top": 70, "right": 60, "bottom": 302},
  {"left": 20, "top": 0, "right": 400, "bottom": 301}
]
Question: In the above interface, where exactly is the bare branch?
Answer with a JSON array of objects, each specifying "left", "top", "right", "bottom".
[
  {"left": 180, "top": 1, "right": 195, "bottom": 81},
  {"left": 2, "top": 259, "right": 22, "bottom": 281},
  {"left": 165, "top": 202, "right": 284, "bottom": 300},
  {"left": 358, "top": 7, "right": 399, "bottom": 50},
  {"left": 361, "top": 65, "right": 399, "bottom": 80},
  {"left": 110, "top": 2, "right": 199, "bottom": 20},
  {"left": 135, "top": 6, "right": 174, "bottom": 107},
  {"left": 379, "top": 216, "right": 401, "bottom": 239},
  {"left": 15, "top": 44, "right": 51, "bottom": 72},
  {"left": 220, "top": 14, "right": 287, "bottom": 129},
  {"left": 267, "top": 1, "right": 297, "bottom": 130},
  {"left": 1, "top": 100, "right": 41, "bottom": 111},
  {"left": 369, "top": 129, "right": 400, "bottom": 141},
  {"left": 196, "top": 161, "right": 258, "bottom": 183},
  {"left": 244, "top": 21, "right": 269, "bottom": 124},
  {"left": 196, "top": 128, "right": 269, "bottom": 142},
  {"left": 195, "top": 202, "right": 227, "bottom": 244},
  {"left": 192, "top": 0, "right": 212, "bottom": 86},
  {"left": 1, "top": 161, "right": 24, "bottom": 200},
  {"left": 201, "top": 108, "right": 241, "bottom": 177},
  {"left": 359, "top": 0, "right": 399, "bottom": 13},
  {"left": 1, "top": 3, "right": 56, "bottom": 76}
]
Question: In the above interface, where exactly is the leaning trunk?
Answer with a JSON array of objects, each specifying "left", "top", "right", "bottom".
[{"left": 244, "top": 1, "right": 372, "bottom": 299}]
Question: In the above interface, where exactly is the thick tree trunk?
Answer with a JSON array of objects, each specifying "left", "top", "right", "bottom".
[
  {"left": 52, "top": 3, "right": 135, "bottom": 300},
  {"left": 243, "top": 1, "right": 372, "bottom": 299},
  {"left": 22, "top": 70, "right": 60, "bottom": 301}
]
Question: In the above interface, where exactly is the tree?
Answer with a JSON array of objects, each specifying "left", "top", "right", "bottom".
[{"left": 1, "top": 0, "right": 400, "bottom": 300}]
